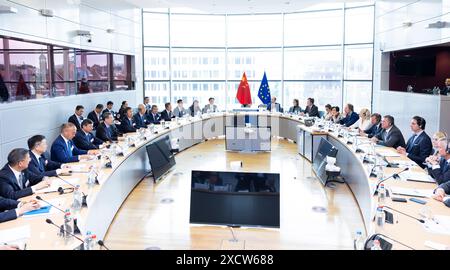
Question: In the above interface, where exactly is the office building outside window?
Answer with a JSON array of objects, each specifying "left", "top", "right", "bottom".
[{"left": 143, "top": 3, "right": 374, "bottom": 111}]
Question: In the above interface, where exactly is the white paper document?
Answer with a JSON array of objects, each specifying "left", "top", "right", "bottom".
[
  {"left": 0, "top": 225, "right": 30, "bottom": 243},
  {"left": 36, "top": 178, "right": 80, "bottom": 194},
  {"left": 423, "top": 215, "right": 450, "bottom": 236},
  {"left": 22, "top": 198, "right": 66, "bottom": 218},
  {"left": 401, "top": 172, "right": 436, "bottom": 183},
  {"left": 390, "top": 187, "right": 435, "bottom": 198},
  {"left": 376, "top": 149, "right": 401, "bottom": 157}
]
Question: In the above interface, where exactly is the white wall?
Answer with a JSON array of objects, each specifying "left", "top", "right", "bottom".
[
  {"left": 0, "top": 0, "right": 143, "bottom": 165},
  {"left": 373, "top": 0, "right": 450, "bottom": 137}
]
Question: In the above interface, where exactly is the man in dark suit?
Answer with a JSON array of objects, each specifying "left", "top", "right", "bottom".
[
  {"left": 133, "top": 104, "right": 151, "bottom": 128},
  {"left": 73, "top": 119, "right": 104, "bottom": 150},
  {"left": 160, "top": 102, "right": 175, "bottom": 121},
  {"left": 427, "top": 140, "right": 450, "bottom": 185},
  {"left": 119, "top": 107, "right": 137, "bottom": 133},
  {"left": 68, "top": 105, "right": 85, "bottom": 131},
  {"left": 87, "top": 104, "right": 103, "bottom": 129},
  {"left": 361, "top": 113, "right": 382, "bottom": 138},
  {"left": 371, "top": 115, "right": 406, "bottom": 149},
  {"left": 301, "top": 98, "right": 319, "bottom": 117},
  {"left": 0, "top": 196, "right": 40, "bottom": 223},
  {"left": 396, "top": 116, "right": 433, "bottom": 168},
  {"left": 267, "top": 97, "right": 283, "bottom": 113},
  {"left": 50, "top": 123, "right": 98, "bottom": 163},
  {"left": 144, "top": 97, "right": 152, "bottom": 114},
  {"left": 102, "top": 101, "right": 116, "bottom": 120},
  {"left": 147, "top": 105, "right": 161, "bottom": 124},
  {"left": 0, "top": 148, "right": 52, "bottom": 200},
  {"left": 96, "top": 112, "right": 122, "bottom": 142},
  {"left": 339, "top": 103, "right": 360, "bottom": 127},
  {"left": 27, "top": 135, "right": 70, "bottom": 177}
]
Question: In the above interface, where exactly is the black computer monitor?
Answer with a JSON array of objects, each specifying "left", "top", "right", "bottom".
[
  {"left": 190, "top": 170, "right": 280, "bottom": 228},
  {"left": 227, "top": 114, "right": 258, "bottom": 127},
  {"left": 313, "top": 138, "right": 338, "bottom": 185},
  {"left": 145, "top": 135, "right": 176, "bottom": 182}
]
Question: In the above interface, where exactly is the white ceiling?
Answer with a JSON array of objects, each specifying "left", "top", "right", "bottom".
[{"left": 124, "top": 0, "right": 372, "bottom": 14}]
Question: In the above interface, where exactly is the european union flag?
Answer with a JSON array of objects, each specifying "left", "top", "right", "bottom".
[{"left": 257, "top": 72, "right": 271, "bottom": 105}]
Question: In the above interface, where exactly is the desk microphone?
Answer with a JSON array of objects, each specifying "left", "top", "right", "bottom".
[
  {"left": 35, "top": 196, "right": 65, "bottom": 214},
  {"left": 45, "top": 219, "right": 84, "bottom": 243},
  {"left": 375, "top": 167, "right": 409, "bottom": 191},
  {"left": 56, "top": 176, "right": 88, "bottom": 207},
  {"left": 384, "top": 205, "right": 425, "bottom": 224},
  {"left": 97, "top": 240, "right": 110, "bottom": 250}
]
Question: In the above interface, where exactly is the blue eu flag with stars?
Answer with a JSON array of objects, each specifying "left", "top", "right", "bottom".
[{"left": 258, "top": 72, "right": 271, "bottom": 105}]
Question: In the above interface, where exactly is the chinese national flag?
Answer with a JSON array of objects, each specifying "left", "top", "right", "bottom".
[{"left": 236, "top": 72, "right": 252, "bottom": 105}]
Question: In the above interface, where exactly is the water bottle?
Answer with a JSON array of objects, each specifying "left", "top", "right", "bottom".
[
  {"left": 72, "top": 185, "right": 82, "bottom": 212},
  {"left": 90, "top": 234, "right": 97, "bottom": 250},
  {"left": 376, "top": 167, "right": 384, "bottom": 183},
  {"left": 63, "top": 209, "right": 73, "bottom": 240},
  {"left": 371, "top": 239, "right": 382, "bottom": 250},
  {"left": 354, "top": 230, "right": 365, "bottom": 250},
  {"left": 378, "top": 183, "right": 386, "bottom": 205},
  {"left": 376, "top": 207, "right": 385, "bottom": 228},
  {"left": 161, "top": 119, "right": 165, "bottom": 128},
  {"left": 84, "top": 231, "right": 92, "bottom": 250},
  {"left": 87, "top": 167, "right": 97, "bottom": 187}
]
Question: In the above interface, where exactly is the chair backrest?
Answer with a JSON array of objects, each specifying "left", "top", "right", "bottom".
[{"left": 318, "top": 111, "right": 325, "bottom": 118}]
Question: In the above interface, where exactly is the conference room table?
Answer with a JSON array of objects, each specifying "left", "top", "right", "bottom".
[{"left": 0, "top": 112, "right": 448, "bottom": 250}]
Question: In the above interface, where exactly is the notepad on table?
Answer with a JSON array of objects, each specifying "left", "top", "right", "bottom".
[
  {"left": 402, "top": 172, "right": 436, "bottom": 183},
  {"left": 22, "top": 205, "right": 52, "bottom": 216},
  {"left": 390, "top": 187, "right": 434, "bottom": 198}
]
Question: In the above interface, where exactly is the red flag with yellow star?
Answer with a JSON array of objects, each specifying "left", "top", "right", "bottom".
[{"left": 236, "top": 72, "right": 252, "bottom": 105}]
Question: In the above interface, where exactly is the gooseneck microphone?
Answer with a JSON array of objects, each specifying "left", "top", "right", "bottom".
[
  {"left": 383, "top": 205, "right": 425, "bottom": 223},
  {"left": 97, "top": 240, "right": 110, "bottom": 250},
  {"left": 45, "top": 219, "right": 85, "bottom": 243},
  {"left": 375, "top": 167, "right": 410, "bottom": 190},
  {"left": 35, "top": 196, "right": 65, "bottom": 214}
]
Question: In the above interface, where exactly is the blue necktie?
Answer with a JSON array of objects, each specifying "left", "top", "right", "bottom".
[
  {"left": 407, "top": 134, "right": 416, "bottom": 152},
  {"left": 67, "top": 141, "right": 73, "bottom": 157},
  {"left": 443, "top": 161, "right": 449, "bottom": 173},
  {"left": 107, "top": 126, "right": 112, "bottom": 138},
  {"left": 38, "top": 156, "right": 45, "bottom": 172}
]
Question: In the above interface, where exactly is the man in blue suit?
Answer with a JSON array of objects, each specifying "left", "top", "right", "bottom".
[
  {"left": 96, "top": 112, "right": 122, "bottom": 142},
  {"left": 428, "top": 140, "right": 450, "bottom": 185},
  {"left": 339, "top": 103, "right": 359, "bottom": 127},
  {"left": 27, "top": 135, "right": 71, "bottom": 177},
  {"left": 119, "top": 107, "right": 137, "bottom": 133},
  {"left": 361, "top": 113, "right": 382, "bottom": 138},
  {"left": 0, "top": 148, "right": 52, "bottom": 200},
  {"left": 133, "top": 104, "right": 150, "bottom": 129},
  {"left": 147, "top": 105, "right": 161, "bottom": 124},
  {"left": 73, "top": 119, "right": 104, "bottom": 150},
  {"left": 0, "top": 196, "right": 40, "bottom": 223},
  {"left": 50, "top": 123, "right": 98, "bottom": 163},
  {"left": 397, "top": 116, "right": 433, "bottom": 168},
  {"left": 267, "top": 97, "right": 283, "bottom": 113}
]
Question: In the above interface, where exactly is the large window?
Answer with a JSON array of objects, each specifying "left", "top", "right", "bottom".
[
  {"left": 143, "top": 4, "right": 374, "bottom": 111},
  {"left": 0, "top": 36, "right": 135, "bottom": 103}
]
